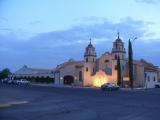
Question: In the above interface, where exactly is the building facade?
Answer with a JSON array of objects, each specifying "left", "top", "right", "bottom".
[{"left": 12, "top": 34, "right": 159, "bottom": 88}]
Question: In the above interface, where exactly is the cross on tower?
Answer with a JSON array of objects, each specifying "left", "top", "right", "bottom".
[
  {"left": 89, "top": 38, "right": 92, "bottom": 44},
  {"left": 117, "top": 32, "right": 120, "bottom": 39}
]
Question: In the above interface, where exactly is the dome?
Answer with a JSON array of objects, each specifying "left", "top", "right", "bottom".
[
  {"left": 84, "top": 38, "right": 96, "bottom": 57},
  {"left": 115, "top": 32, "right": 122, "bottom": 42},
  {"left": 87, "top": 38, "right": 94, "bottom": 48},
  {"left": 85, "top": 38, "right": 95, "bottom": 51}
]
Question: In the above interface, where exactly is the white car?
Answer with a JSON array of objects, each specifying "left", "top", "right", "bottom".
[
  {"left": 17, "top": 79, "right": 30, "bottom": 85},
  {"left": 1, "top": 79, "right": 9, "bottom": 83}
]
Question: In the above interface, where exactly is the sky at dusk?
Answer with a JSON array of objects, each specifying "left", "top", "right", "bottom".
[{"left": 0, "top": 0, "right": 160, "bottom": 72}]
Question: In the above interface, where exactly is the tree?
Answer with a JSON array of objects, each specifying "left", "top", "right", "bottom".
[
  {"left": 128, "top": 40, "right": 134, "bottom": 90},
  {"left": 117, "top": 56, "right": 122, "bottom": 86},
  {"left": 0, "top": 68, "right": 11, "bottom": 80}
]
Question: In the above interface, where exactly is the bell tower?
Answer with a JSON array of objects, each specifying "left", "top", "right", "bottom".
[
  {"left": 84, "top": 38, "right": 96, "bottom": 62},
  {"left": 112, "top": 32, "right": 126, "bottom": 60},
  {"left": 83, "top": 38, "right": 96, "bottom": 86}
]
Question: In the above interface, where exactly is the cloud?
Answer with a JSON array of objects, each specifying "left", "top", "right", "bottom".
[
  {"left": 0, "top": 28, "right": 13, "bottom": 31},
  {"left": 29, "top": 20, "right": 41, "bottom": 25},
  {"left": 28, "top": 17, "right": 149, "bottom": 47},
  {"left": 0, "top": 17, "right": 8, "bottom": 22},
  {"left": 0, "top": 17, "right": 159, "bottom": 71},
  {"left": 135, "top": 0, "right": 159, "bottom": 4}
]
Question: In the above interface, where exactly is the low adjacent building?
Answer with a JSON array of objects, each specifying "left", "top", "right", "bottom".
[
  {"left": 133, "top": 59, "right": 159, "bottom": 88},
  {"left": 11, "top": 65, "right": 54, "bottom": 83},
  {"left": 53, "top": 59, "right": 84, "bottom": 86}
]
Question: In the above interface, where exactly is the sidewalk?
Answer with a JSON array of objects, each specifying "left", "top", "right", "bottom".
[
  {"left": 31, "top": 83, "right": 99, "bottom": 90},
  {"left": 31, "top": 83, "right": 153, "bottom": 91},
  {"left": 120, "top": 87, "right": 147, "bottom": 91}
]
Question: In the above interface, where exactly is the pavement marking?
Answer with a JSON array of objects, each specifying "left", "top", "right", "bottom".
[
  {"left": 9, "top": 101, "right": 28, "bottom": 105},
  {"left": 0, "top": 100, "right": 29, "bottom": 108},
  {"left": 0, "top": 103, "right": 11, "bottom": 108}
]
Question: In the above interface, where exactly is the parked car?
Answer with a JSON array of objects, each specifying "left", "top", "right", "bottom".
[
  {"left": 1, "top": 79, "right": 16, "bottom": 84},
  {"left": 7, "top": 79, "right": 14, "bottom": 84},
  {"left": 155, "top": 83, "right": 160, "bottom": 88},
  {"left": 101, "top": 83, "right": 120, "bottom": 91},
  {"left": 1, "top": 78, "right": 9, "bottom": 84},
  {"left": 11, "top": 80, "right": 19, "bottom": 85},
  {"left": 17, "top": 79, "right": 30, "bottom": 85}
]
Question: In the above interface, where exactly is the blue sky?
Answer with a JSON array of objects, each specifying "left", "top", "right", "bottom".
[{"left": 0, "top": 0, "right": 160, "bottom": 71}]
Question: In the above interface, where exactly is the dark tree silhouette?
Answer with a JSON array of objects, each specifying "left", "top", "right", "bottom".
[
  {"left": 128, "top": 39, "right": 134, "bottom": 90},
  {"left": 0, "top": 68, "right": 11, "bottom": 80},
  {"left": 117, "top": 56, "right": 121, "bottom": 86}
]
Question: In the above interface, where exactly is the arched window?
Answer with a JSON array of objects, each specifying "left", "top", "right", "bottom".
[
  {"left": 148, "top": 76, "right": 150, "bottom": 82},
  {"left": 86, "top": 67, "right": 88, "bottom": 72},
  {"left": 86, "top": 58, "right": 88, "bottom": 62},
  {"left": 153, "top": 76, "right": 156, "bottom": 81},
  {"left": 105, "top": 60, "right": 109, "bottom": 63},
  {"left": 115, "top": 55, "right": 117, "bottom": 59},
  {"left": 144, "top": 73, "right": 147, "bottom": 78},
  {"left": 116, "top": 43, "right": 118, "bottom": 49},
  {"left": 115, "top": 65, "right": 117, "bottom": 70}
]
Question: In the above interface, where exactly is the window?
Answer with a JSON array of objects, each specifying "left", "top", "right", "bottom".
[
  {"left": 144, "top": 73, "right": 147, "bottom": 78},
  {"left": 153, "top": 76, "right": 156, "bottom": 81},
  {"left": 115, "top": 65, "right": 117, "bottom": 70},
  {"left": 86, "top": 67, "right": 88, "bottom": 72},
  {"left": 115, "top": 55, "right": 117, "bottom": 59},
  {"left": 148, "top": 76, "right": 150, "bottom": 82},
  {"left": 105, "top": 60, "right": 109, "bottom": 63},
  {"left": 93, "top": 58, "right": 94, "bottom": 62},
  {"left": 86, "top": 58, "right": 88, "bottom": 62},
  {"left": 93, "top": 68, "right": 94, "bottom": 73},
  {"left": 79, "top": 71, "right": 82, "bottom": 82}
]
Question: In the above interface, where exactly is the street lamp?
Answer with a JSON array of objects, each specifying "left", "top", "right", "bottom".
[{"left": 131, "top": 37, "right": 138, "bottom": 43}]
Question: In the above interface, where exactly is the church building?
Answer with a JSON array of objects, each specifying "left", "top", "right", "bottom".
[{"left": 12, "top": 33, "right": 159, "bottom": 88}]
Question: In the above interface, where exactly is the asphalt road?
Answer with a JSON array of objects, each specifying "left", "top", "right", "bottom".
[{"left": 0, "top": 84, "right": 160, "bottom": 120}]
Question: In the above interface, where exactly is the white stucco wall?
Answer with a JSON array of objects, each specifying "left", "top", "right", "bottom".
[
  {"left": 83, "top": 62, "right": 95, "bottom": 86},
  {"left": 54, "top": 63, "right": 84, "bottom": 86},
  {"left": 145, "top": 71, "right": 158, "bottom": 88},
  {"left": 133, "top": 64, "right": 145, "bottom": 87}
]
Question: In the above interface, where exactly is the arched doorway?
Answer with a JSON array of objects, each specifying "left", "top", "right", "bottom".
[{"left": 63, "top": 75, "right": 74, "bottom": 85}]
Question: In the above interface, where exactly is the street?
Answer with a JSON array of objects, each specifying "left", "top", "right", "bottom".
[{"left": 0, "top": 84, "right": 160, "bottom": 120}]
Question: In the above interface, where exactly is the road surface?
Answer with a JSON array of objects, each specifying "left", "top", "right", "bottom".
[{"left": 0, "top": 84, "right": 160, "bottom": 120}]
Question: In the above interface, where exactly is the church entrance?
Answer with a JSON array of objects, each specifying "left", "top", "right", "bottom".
[{"left": 63, "top": 75, "right": 74, "bottom": 85}]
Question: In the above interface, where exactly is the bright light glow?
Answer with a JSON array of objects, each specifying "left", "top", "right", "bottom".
[{"left": 93, "top": 70, "right": 108, "bottom": 87}]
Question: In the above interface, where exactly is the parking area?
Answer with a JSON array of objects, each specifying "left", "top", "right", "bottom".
[{"left": 0, "top": 84, "right": 160, "bottom": 120}]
